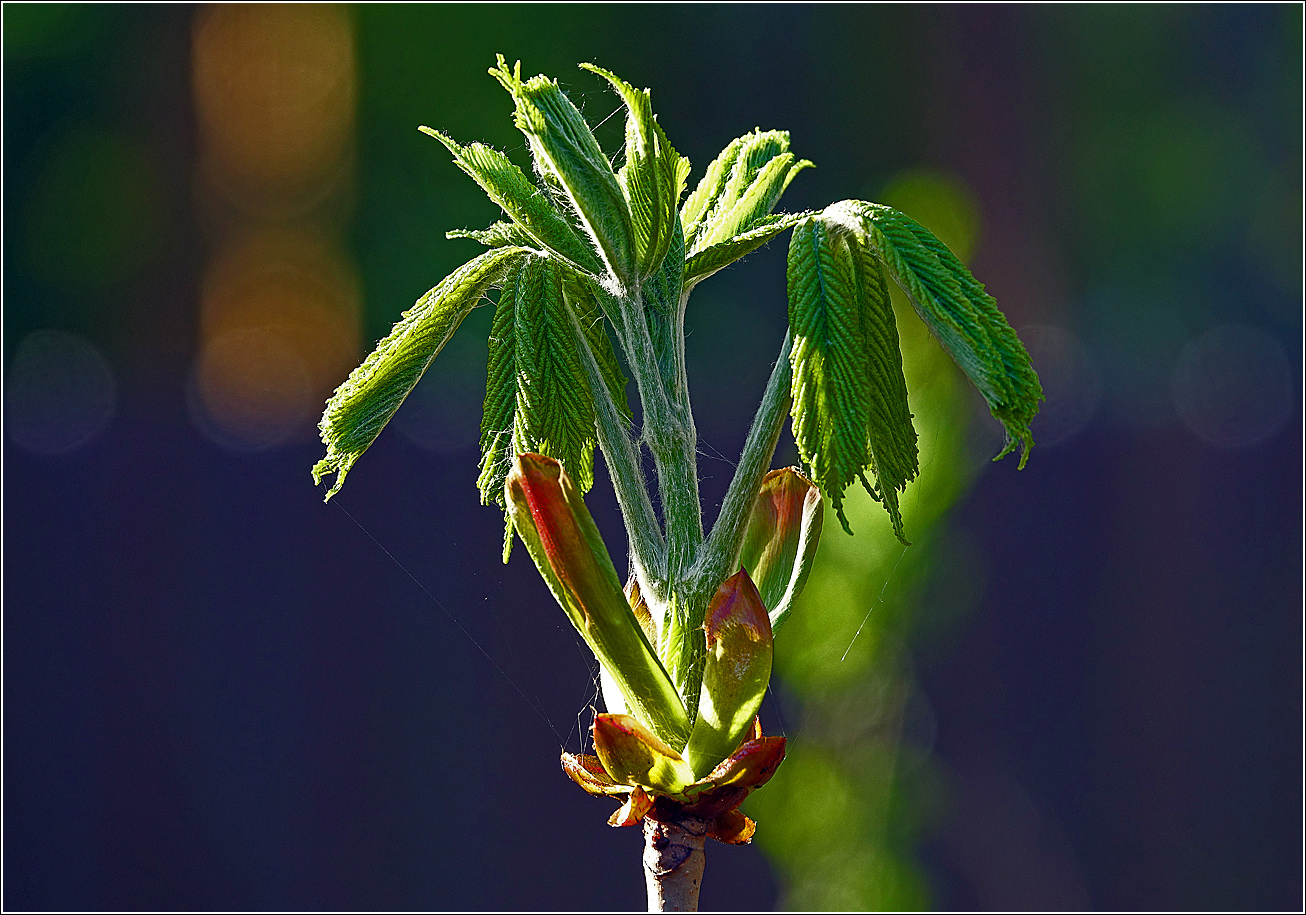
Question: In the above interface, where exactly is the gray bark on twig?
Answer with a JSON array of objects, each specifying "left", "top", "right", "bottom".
[{"left": 643, "top": 814, "right": 707, "bottom": 911}]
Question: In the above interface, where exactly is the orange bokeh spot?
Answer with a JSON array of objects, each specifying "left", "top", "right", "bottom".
[
  {"left": 192, "top": 4, "right": 355, "bottom": 208},
  {"left": 190, "top": 3, "right": 361, "bottom": 449},
  {"left": 200, "top": 228, "right": 360, "bottom": 394},
  {"left": 194, "top": 229, "right": 360, "bottom": 446},
  {"left": 193, "top": 327, "right": 312, "bottom": 449}
]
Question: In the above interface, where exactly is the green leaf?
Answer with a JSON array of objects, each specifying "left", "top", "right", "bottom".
[
  {"left": 580, "top": 63, "right": 691, "bottom": 280},
  {"left": 446, "top": 221, "right": 533, "bottom": 249},
  {"left": 489, "top": 56, "right": 636, "bottom": 286},
  {"left": 560, "top": 267, "right": 630, "bottom": 418},
  {"left": 713, "top": 131, "right": 791, "bottom": 225},
  {"left": 787, "top": 217, "right": 870, "bottom": 533},
  {"left": 853, "top": 201, "right": 1043, "bottom": 464},
  {"left": 694, "top": 153, "right": 810, "bottom": 252},
  {"left": 687, "top": 129, "right": 812, "bottom": 255},
  {"left": 843, "top": 206, "right": 919, "bottom": 541},
  {"left": 786, "top": 214, "right": 919, "bottom": 539},
  {"left": 313, "top": 246, "right": 527, "bottom": 500},
  {"left": 477, "top": 255, "right": 616, "bottom": 521},
  {"left": 683, "top": 211, "right": 811, "bottom": 285},
  {"left": 643, "top": 207, "right": 685, "bottom": 315},
  {"left": 421, "top": 127, "right": 602, "bottom": 274},
  {"left": 680, "top": 134, "right": 745, "bottom": 249}
]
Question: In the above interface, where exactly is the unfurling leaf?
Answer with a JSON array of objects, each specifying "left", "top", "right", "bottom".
[
  {"left": 505, "top": 454, "right": 689, "bottom": 748},
  {"left": 581, "top": 64, "right": 691, "bottom": 280},
  {"left": 683, "top": 569, "right": 774, "bottom": 778},
  {"left": 315, "top": 57, "right": 1042, "bottom": 855},
  {"left": 787, "top": 213, "right": 919, "bottom": 539},
  {"left": 739, "top": 468, "right": 824, "bottom": 631},
  {"left": 422, "top": 128, "right": 602, "bottom": 274},
  {"left": 313, "top": 245, "right": 526, "bottom": 500},
  {"left": 685, "top": 129, "right": 812, "bottom": 256},
  {"left": 680, "top": 133, "right": 746, "bottom": 247},
  {"left": 477, "top": 255, "right": 611, "bottom": 522},
  {"left": 490, "top": 56, "right": 636, "bottom": 286},
  {"left": 593, "top": 712, "right": 696, "bottom": 794},
  {"left": 446, "top": 220, "right": 533, "bottom": 249},
  {"left": 852, "top": 200, "right": 1043, "bottom": 465},
  {"left": 683, "top": 211, "right": 812, "bottom": 286}
]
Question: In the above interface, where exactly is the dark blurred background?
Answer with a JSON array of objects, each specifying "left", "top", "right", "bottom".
[{"left": 4, "top": 4, "right": 1301, "bottom": 911}]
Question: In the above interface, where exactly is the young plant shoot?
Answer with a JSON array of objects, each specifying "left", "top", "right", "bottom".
[{"left": 313, "top": 57, "right": 1042, "bottom": 911}]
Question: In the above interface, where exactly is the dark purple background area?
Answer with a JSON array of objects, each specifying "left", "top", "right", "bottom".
[
  {"left": 5, "top": 4, "right": 1302, "bottom": 911},
  {"left": 925, "top": 420, "right": 1302, "bottom": 911}
]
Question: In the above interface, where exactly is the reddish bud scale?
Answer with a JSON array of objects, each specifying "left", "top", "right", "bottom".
[
  {"left": 563, "top": 716, "right": 786, "bottom": 846},
  {"left": 740, "top": 467, "right": 823, "bottom": 629},
  {"left": 506, "top": 453, "right": 690, "bottom": 748},
  {"left": 513, "top": 455, "right": 600, "bottom": 624},
  {"left": 593, "top": 713, "right": 695, "bottom": 794},
  {"left": 684, "top": 568, "right": 774, "bottom": 777}
]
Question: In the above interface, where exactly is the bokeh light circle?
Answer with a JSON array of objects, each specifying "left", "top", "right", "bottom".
[
  {"left": 1171, "top": 323, "right": 1292, "bottom": 450},
  {"left": 6, "top": 329, "right": 117, "bottom": 455},
  {"left": 192, "top": 4, "right": 355, "bottom": 207},
  {"left": 189, "top": 328, "right": 314, "bottom": 451},
  {"left": 200, "top": 228, "right": 360, "bottom": 398}
]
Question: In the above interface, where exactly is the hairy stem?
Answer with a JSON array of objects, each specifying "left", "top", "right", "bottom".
[
  {"left": 566, "top": 304, "right": 668, "bottom": 591},
  {"left": 691, "top": 331, "right": 794, "bottom": 595},
  {"left": 643, "top": 814, "right": 707, "bottom": 912},
  {"left": 614, "top": 288, "right": 703, "bottom": 586}
]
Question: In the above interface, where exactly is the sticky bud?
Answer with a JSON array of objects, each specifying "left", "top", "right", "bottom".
[
  {"left": 506, "top": 454, "right": 689, "bottom": 749},
  {"left": 593, "top": 713, "right": 696, "bottom": 795},
  {"left": 739, "top": 467, "right": 823, "bottom": 631},
  {"left": 683, "top": 568, "right": 773, "bottom": 777}
]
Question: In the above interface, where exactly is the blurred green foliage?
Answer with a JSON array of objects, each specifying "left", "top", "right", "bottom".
[
  {"left": 746, "top": 169, "right": 987, "bottom": 909},
  {"left": 3, "top": 3, "right": 108, "bottom": 61},
  {"left": 25, "top": 126, "right": 165, "bottom": 288}
]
